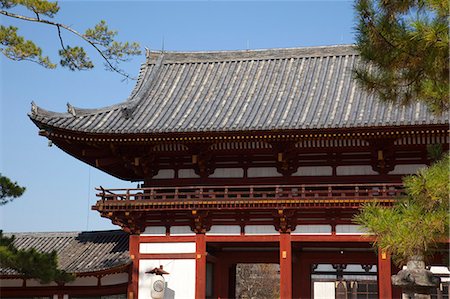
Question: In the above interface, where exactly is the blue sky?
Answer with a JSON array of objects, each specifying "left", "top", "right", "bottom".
[{"left": 0, "top": 1, "right": 355, "bottom": 232}]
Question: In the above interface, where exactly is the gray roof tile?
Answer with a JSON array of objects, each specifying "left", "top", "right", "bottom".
[
  {"left": 1, "top": 230, "right": 130, "bottom": 276},
  {"left": 30, "top": 45, "right": 448, "bottom": 134}
]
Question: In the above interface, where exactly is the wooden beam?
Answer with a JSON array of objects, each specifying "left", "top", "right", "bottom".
[
  {"left": 291, "top": 234, "right": 375, "bottom": 242},
  {"left": 377, "top": 249, "right": 392, "bottom": 299},
  {"left": 195, "top": 233, "right": 207, "bottom": 299},
  {"left": 279, "top": 233, "right": 292, "bottom": 299},
  {"left": 95, "top": 157, "right": 120, "bottom": 167},
  {"left": 128, "top": 235, "right": 140, "bottom": 299}
]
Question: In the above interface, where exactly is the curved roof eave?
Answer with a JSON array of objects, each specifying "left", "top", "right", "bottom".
[{"left": 29, "top": 45, "right": 449, "bottom": 135}]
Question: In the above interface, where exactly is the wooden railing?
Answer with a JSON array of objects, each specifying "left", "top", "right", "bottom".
[{"left": 96, "top": 183, "right": 405, "bottom": 202}]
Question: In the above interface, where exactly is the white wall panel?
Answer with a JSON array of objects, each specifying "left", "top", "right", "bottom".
[
  {"left": 0, "top": 279, "right": 23, "bottom": 287},
  {"left": 335, "top": 225, "right": 366, "bottom": 235},
  {"left": 336, "top": 165, "right": 377, "bottom": 175},
  {"left": 139, "top": 259, "right": 195, "bottom": 299},
  {"left": 101, "top": 273, "right": 129, "bottom": 285},
  {"left": 245, "top": 225, "right": 279, "bottom": 235},
  {"left": 390, "top": 164, "right": 426, "bottom": 175},
  {"left": 292, "top": 225, "right": 332, "bottom": 235},
  {"left": 153, "top": 169, "right": 175, "bottom": 179},
  {"left": 247, "top": 167, "right": 282, "bottom": 177},
  {"left": 178, "top": 169, "right": 200, "bottom": 178},
  {"left": 65, "top": 276, "right": 97, "bottom": 286},
  {"left": 141, "top": 226, "right": 166, "bottom": 236},
  {"left": 206, "top": 225, "right": 241, "bottom": 235},
  {"left": 293, "top": 166, "right": 333, "bottom": 176},
  {"left": 140, "top": 242, "right": 195, "bottom": 254},
  {"left": 26, "top": 279, "right": 58, "bottom": 287},
  {"left": 313, "top": 282, "right": 335, "bottom": 299},
  {"left": 210, "top": 168, "right": 243, "bottom": 178},
  {"left": 170, "top": 226, "right": 195, "bottom": 236}
]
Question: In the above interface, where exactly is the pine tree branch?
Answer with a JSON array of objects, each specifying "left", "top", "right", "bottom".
[{"left": 0, "top": 9, "right": 136, "bottom": 80}]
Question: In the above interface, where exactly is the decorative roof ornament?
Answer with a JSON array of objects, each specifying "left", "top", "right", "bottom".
[
  {"left": 31, "top": 101, "right": 38, "bottom": 116},
  {"left": 67, "top": 103, "right": 76, "bottom": 117},
  {"left": 145, "top": 47, "right": 151, "bottom": 60}
]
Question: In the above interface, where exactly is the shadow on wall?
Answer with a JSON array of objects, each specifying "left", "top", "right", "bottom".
[{"left": 165, "top": 285, "right": 175, "bottom": 299}]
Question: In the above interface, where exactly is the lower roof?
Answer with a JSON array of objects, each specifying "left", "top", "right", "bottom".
[{"left": 0, "top": 230, "right": 130, "bottom": 277}]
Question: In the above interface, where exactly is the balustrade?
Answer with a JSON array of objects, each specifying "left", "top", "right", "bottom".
[{"left": 96, "top": 183, "right": 404, "bottom": 203}]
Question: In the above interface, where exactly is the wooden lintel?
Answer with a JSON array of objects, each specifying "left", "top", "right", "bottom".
[
  {"left": 81, "top": 148, "right": 109, "bottom": 157},
  {"left": 95, "top": 157, "right": 120, "bottom": 167}
]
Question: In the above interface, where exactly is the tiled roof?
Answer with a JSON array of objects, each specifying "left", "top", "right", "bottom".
[
  {"left": 0, "top": 230, "right": 130, "bottom": 276},
  {"left": 29, "top": 45, "right": 447, "bottom": 134}
]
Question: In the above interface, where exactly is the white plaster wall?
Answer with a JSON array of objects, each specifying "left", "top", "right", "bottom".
[
  {"left": 336, "top": 165, "right": 378, "bottom": 175},
  {"left": 245, "top": 225, "right": 279, "bottom": 235},
  {"left": 247, "top": 167, "right": 282, "bottom": 177},
  {"left": 335, "top": 225, "right": 367, "bottom": 235},
  {"left": 139, "top": 259, "right": 195, "bottom": 299},
  {"left": 101, "top": 272, "right": 129, "bottom": 285},
  {"left": 206, "top": 225, "right": 241, "bottom": 235},
  {"left": 65, "top": 276, "right": 97, "bottom": 286},
  {"left": 292, "top": 225, "right": 332, "bottom": 235},
  {"left": 26, "top": 279, "right": 57, "bottom": 287},
  {"left": 209, "top": 168, "right": 243, "bottom": 178},
  {"left": 140, "top": 242, "right": 195, "bottom": 254},
  {"left": 153, "top": 169, "right": 175, "bottom": 179},
  {"left": 178, "top": 169, "right": 200, "bottom": 178},
  {"left": 390, "top": 164, "right": 426, "bottom": 175},
  {"left": 293, "top": 166, "right": 333, "bottom": 176},
  {"left": 142, "top": 226, "right": 166, "bottom": 236},
  {"left": 170, "top": 226, "right": 195, "bottom": 236},
  {"left": 0, "top": 279, "right": 23, "bottom": 287},
  {"left": 430, "top": 266, "right": 450, "bottom": 282},
  {"left": 313, "top": 282, "right": 335, "bottom": 299}
]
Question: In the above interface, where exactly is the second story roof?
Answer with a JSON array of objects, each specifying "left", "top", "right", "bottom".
[{"left": 29, "top": 45, "right": 447, "bottom": 136}]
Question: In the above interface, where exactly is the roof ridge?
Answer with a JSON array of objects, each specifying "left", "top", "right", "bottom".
[
  {"left": 5, "top": 229, "right": 126, "bottom": 236},
  {"left": 147, "top": 44, "right": 355, "bottom": 55},
  {"left": 146, "top": 44, "right": 357, "bottom": 64}
]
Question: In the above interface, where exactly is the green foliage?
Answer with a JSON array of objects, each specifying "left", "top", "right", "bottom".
[
  {"left": 0, "top": 231, "right": 74, "bottom": 283},
  {"left": 354, "top": 154, "right": 450, "bottom": 265},
  {"left": 354, "top": 0, "right": 449, "bottom": 114},
  {"left": 83, "top": 20, "right": 141, "bottom": 70},
  {"left": 0, "top": 25, "right": 56, "bottom": 68},
  {"left": 0, "top": 174, "right": 26, "bottom": 205},
  {"left": 0, "top": 0, "right": 141, "bottom": 79},
  {"left": 403, "top": 153, "right": 449, "bottom": 211},
  {"left": 1, "top": 0, "right": 59, "bottom": 17},
  {"left": 59, "top": 46, "right": 93, "bottom": 71}
]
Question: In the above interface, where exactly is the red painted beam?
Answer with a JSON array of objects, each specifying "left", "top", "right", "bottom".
[
  {"left": 377, "top": 249, "right": 392, "bottom": 299},
  {"left": 206, "top": 235, "right": 280, "bottom": 242},
  {"left": 128, "top": 235, "right": 140, "bottom": 299},
  {"left": 279, "top": 233, "right": 292, "bottom": 299},
  {"left": 139, "top": 253, "right": 196, "bottom": 259},
  {"left": 195, "top": 233, "right": 207, "bottom": 299},
  {"left": 291, "top": 234, "right": 375, "bottom": 242}
]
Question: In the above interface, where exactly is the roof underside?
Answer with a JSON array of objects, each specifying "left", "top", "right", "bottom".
[
  {"left": 30, "top": 45, "right": 447, "bottom": 134},
  {"left": 0, "top": 230, "right": 130, "bottom": 276}
]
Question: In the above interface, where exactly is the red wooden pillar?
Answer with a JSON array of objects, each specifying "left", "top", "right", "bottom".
[
  {"left": 298, "top": 257, "right": 312, "bottom": 299},
  {"left": 214, "top": 258, "right": 230, "bottom": 299},
  {"left": 279, "top": 232, "right": 292, "bottom": 299},
  {"left": 378, "top": 249, "right": 392, "bottom": 299},
  {"left": 196, "top": 233, "right": 207, "bottom": 299},
  {"left": 128, "top": 234, "right": 140, "bottom": 299}
]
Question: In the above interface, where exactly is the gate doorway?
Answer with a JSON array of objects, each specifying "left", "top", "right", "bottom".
[{"left": 235, "top": 263, "right": 280, "bottom": 299}]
